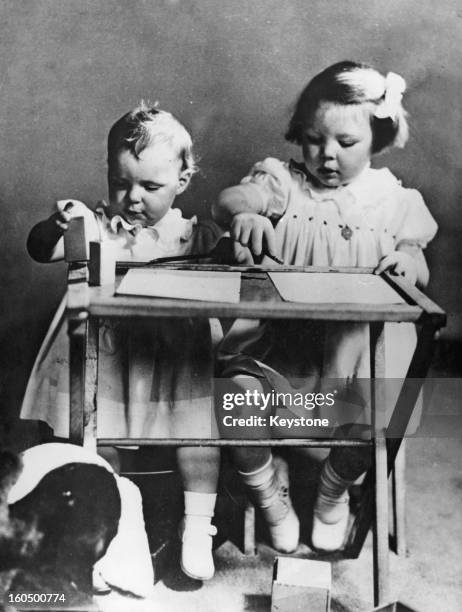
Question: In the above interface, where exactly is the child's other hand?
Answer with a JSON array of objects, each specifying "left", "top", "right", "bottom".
[
  {"left": 232, "top": 241, "right": 254, "bottom": 264},
  {"left": 231, "top": 213, "right": 277, "bottom": 258},
  {"left": 52, "top": 202, "right": 74, "bottom": 233},
  {"left": 374, "top": 251, "right": 418, "bottom": 285}
]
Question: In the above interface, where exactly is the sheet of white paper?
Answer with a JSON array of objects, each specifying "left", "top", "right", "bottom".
[
  {"left": 269, "top": 272, "right": 406, "bottom": 304},
  {"left": 116, "top": 268, "right": 241, "bottom": 303}
]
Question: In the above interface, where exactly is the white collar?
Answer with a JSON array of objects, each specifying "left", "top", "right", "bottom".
[
  {"left": 289, "top": 161, "right": 398, "bottom": 204},
  {"left": 344, "top": 166, "right": 399, "bottom": 203},
  {"left": 96, "top": 202, "right": 197, "bottom": 242}
]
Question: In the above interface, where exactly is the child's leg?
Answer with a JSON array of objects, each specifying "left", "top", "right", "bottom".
[
  {"left": 177, "top": 446, "right": 220, "bottom": 492},
  {"left": 176, "top": 446, "right": 220, "bottom": 581},
  {"left": 236, "top": 451, "right": 299, "bottom": 553},
  {"left": 220, "top": 375, "right": 299, "bottom": 553},
  {"left": 312, "top": 445, "right": 371, "bottom": 551},
  {"left": 233, "top": 446, "right": 271, "bottom": 473}
]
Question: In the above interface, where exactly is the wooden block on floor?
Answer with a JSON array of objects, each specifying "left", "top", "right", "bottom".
[
  {"left": 370, "top": 603, "right": 417, "bottom": 612},
  {"left": 271, "top": 556, "right": 331, "bottom": 612},
  {"left": 64, "top": 217, "right": 89, "bottom": 262}
]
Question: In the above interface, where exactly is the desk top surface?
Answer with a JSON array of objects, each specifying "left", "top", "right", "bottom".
[{"left": 69, "top": 265, "right": 445, "bottom": 326}]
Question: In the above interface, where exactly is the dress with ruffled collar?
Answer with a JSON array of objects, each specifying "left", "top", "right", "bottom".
[
  {"left": 240, "top": 157, "right": 437, "bottom": 267},
  {"left": 95, "top": 202, "right": 199, "bottom": 261},
  {"left": 21, "top": 198, "right": 223, "bottom": 440}
]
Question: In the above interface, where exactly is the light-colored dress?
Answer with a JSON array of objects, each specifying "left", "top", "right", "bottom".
[
  {"left": 21, "top": 200, "right": 222, "bottom": 439},
  {"left": 218, "top": 159, "right": 438, "bottom": 434}
]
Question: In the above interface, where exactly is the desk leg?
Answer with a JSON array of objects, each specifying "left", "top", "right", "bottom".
[
  {"left": 83, "top": 316, "right": 98, "bottom": 450},
  {"left": 69, "top": 316, "right": 86, "bottom": 446},
  {"left": 370, "top": 323, "right": 389, "bottom": 607},
  {"left": 346, "top": 323, "right": 438, "bottom": 601},
  {"left": 391, "top": 439, "right": 407, "bottom": 557},
  {"left": 386, "top": 324, "right": 438, "bottom": 465},
  {"left": 373, "top": 431, "right": 389, "bottom": 606},
  {"left": 344, "top": 323, "right": 389, "bottom": 605},
  {"left": 243, "top": 502, "right": 257, "bottom": 556},
  {"left": 69, "top": 315, "right": 98, "bottom": 449}
]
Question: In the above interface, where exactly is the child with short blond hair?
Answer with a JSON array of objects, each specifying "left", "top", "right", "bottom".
[{"left": 24, "top": 103, "right": 223, "bottom": 582}]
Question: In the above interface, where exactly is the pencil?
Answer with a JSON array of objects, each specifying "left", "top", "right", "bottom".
[{"left": 264, "top": 251, "right": 285, "bottom": 265}]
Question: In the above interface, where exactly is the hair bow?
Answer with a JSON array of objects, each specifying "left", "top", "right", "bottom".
[{"left": 374, "top": 72, "right": 406, "bottom": 120}]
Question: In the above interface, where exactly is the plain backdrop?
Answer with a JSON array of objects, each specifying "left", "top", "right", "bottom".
[{"left": 1, "top": 0, "right": 461, "bottom": 433}]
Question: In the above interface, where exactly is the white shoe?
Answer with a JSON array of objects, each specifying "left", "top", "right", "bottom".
[
  {"left": 311, "top": 493, "right": 350, "bottom": 552},
  {"left": 262, "top": 457, "right": 299, "bottom": 553},
  {"left": 179, "top": 518, "right": 217, "bottom": 581},
  {"left": 264, "top": 499, "right": 300, "bottom": 554}
]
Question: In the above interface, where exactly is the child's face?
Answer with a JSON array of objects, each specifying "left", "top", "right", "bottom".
[
  {"left": 301, "top": 102, "right": 373, "bottom": 188},
  {"left": 107, "top": 143, "right": 190, "bottom": 227}
]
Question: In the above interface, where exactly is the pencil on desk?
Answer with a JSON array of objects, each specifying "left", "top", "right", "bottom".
[
  {"left": 116, "top": 236, "right": 286, "bottom": 267},
  {"left": 264, "top": 251, "right": 285, "bottom": 265}
]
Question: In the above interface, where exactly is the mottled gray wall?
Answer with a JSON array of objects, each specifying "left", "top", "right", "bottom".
[{"left": 1, "top": 0, "right": 461, "bottom": 431}]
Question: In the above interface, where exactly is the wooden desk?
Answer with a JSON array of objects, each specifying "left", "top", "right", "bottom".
[{"left": 66, "top": 263, "right": 445, "bottom": 606}]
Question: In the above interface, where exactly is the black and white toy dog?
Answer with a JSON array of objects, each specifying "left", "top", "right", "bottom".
[{"left": 0, "top": 443, "right": 153, "bottom": 609}]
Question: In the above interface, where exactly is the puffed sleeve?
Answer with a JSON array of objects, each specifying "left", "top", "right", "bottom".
[
  {"left": 395, "top": 189, "right": 438, "bottom": 248},
  {"left": 240, "top": 157, "right": 291, "bottom": 218}
]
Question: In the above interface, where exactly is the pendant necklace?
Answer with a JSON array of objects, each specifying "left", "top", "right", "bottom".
[
  {"left": 331, "top": 189, "right": 355, "bottom": 240},
  {"left": 340, "top": 225, "right": 353, "bottom": 240}
]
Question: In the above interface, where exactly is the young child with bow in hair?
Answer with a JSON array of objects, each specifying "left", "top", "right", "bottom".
[{"left": 213, "top": 61, "right": 437, "bottom": 552}]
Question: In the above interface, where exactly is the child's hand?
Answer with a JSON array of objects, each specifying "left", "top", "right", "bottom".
[
  {"left": 232, "top": 241, "right": 254, "bottom": 264},
  {"left": 231, "top": 213, "right": 277, "bottom": 258},
  {"left": 52, "top": 202, "right": 74, "bottom": 233},
  {"left": 374, "top": 251, "right": 418, "bottom": 285}
]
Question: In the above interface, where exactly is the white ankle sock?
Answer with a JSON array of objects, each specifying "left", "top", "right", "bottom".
[
  {"left": 312, "top": 460, "right": 352, "bottom": 551},
  {"left": 184, "top": 491, "right": 217, "bottom": 521},
  {"left": 315, "top": 459, "right": 352, "bottom": 526},
  {"left": 239, "top": 456, "right": 285, "bottom": 517}
]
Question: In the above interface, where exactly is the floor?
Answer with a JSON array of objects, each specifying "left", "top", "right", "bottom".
[
  {"left": 94, "top": 344, "right": 462, "bottom": 612},
  {"left": 4, "top": 343, "right": 462, "bottom": 612},
  {"left": 93, "top": 435, "right": 462, "bottom": 612}
]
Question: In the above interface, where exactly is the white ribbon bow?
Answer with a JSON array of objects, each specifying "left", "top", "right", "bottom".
[{"left": 374, "top": 72, "right": 406, "bottom": 120}]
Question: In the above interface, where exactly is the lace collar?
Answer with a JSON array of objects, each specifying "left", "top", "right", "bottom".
[{"left": 96, "top": 202, "right": 197, "bottom": 242}]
